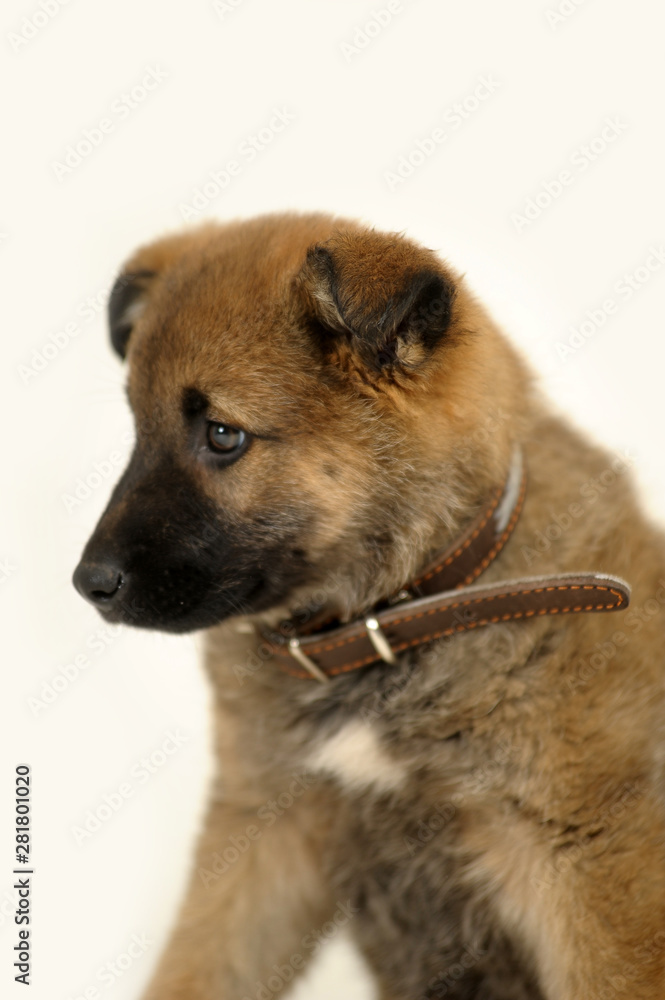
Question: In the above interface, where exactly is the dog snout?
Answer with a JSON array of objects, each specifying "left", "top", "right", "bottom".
[{"left": 72, "top": 558, "right": 125, "bottom": 608}]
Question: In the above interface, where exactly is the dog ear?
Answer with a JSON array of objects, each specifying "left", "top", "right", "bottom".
[
  {"left": 299, "top": 229, "right": 457, "bottom": 374},
  {"left": 108, "top": 269, "right": 157, "bottom": 359},
  {"left": 108, "top": 225, "right": 221, "bottom": 359}
]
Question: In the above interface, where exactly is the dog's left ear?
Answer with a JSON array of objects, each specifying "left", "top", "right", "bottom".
[
  {"left": 298, "top": 228, "right": 457, "bottom": 373},
  {"left": 108, "top": 269, "right": 157, "bottom": 359}
]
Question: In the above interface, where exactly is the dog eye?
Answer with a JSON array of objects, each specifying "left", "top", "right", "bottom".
[{"left": 207, "top": 423, "right": 246, "bottom": 453}]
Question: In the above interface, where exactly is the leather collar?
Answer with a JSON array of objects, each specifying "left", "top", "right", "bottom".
[{"left": 266, "top": 450, "right": 630, "bottom": 682}]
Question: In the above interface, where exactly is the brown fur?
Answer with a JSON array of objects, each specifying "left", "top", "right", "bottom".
[{"left": 76, "top": 213, "right": 665, "bottom": 999}]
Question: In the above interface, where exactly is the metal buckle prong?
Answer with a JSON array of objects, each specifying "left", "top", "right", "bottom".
[
  {"left": 365, "top": 618, "right": 397, "bottom": 664},
  {"left": 388, "top": 589, "right": 413, "bottom": 606},
  {"left": 288, "top": 638, "right": 329, "bottom": 683}
]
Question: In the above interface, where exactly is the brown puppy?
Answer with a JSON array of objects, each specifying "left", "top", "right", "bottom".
[{"left": 74, "top": 213, "right": 665, "bottom": 999}]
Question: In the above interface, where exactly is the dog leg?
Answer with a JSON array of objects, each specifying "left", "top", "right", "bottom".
[{"left": 140, "top": 789, "right": 336, "bottom": 1000}]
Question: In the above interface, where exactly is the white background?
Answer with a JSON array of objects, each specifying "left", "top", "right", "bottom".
[{"left": 2, "top": 1, "right": 664, "bottom": 998}]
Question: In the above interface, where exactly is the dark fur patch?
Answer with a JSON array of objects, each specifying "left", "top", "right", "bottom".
[
  {"left": 76, "top": 448, "right": 313, "bottom": 632},
  {"left": 301, "top": 239, "right": 456, "bottom": 373},
  {"left": 181, "top": 386, "right": 209, "bottom": 419},
  {"left": 108, "top": 269, "right": 155, "bottom": 359},
  {"left": 330, "top": 792, "right": 544, "bottom": 1000}
]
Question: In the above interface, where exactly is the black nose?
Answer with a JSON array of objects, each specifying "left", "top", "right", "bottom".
[{"left": 73, "top": 560, "right": 125, "bottom": 607}]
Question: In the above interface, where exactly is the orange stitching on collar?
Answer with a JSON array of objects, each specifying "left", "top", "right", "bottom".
[
  {"left": 411, "top": 484, "right": 503, "bottom": 588},
  {"left": 277, "top": 583, "right": 627, "bottom": 677},
  {"left": 461, "top": 468, "right": 527, "bottom": 586}
]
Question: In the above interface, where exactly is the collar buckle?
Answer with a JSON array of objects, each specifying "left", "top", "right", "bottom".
[
  {"left": 365, "top": 617, "right": 397, "bottom": 664},
  {"left": 388, "top": 588, "right": 415, "bottom": 606},
  {"left": 287, "top": 638, "right": 329, "bottom": 684}
]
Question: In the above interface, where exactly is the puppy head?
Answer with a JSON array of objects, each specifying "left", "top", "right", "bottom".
[{"left": 73, "top": 213, "right": 524, "bottom": 632}]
